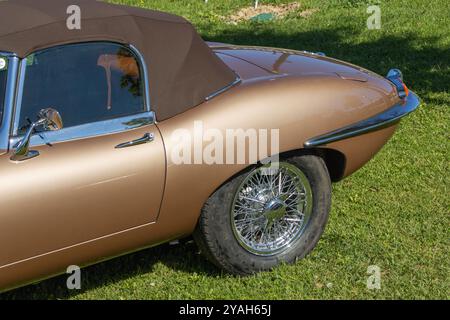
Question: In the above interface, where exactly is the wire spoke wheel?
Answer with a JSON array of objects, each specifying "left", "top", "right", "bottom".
[{"left": 231, "top": 162, "right": 313, "bottom": 256}]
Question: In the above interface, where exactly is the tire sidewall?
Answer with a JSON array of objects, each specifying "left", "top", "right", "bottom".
[{"left": 206, "top": 155, "right": 331, "bottom": 273}]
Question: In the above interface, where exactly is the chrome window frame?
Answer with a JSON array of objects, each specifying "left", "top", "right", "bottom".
[
  {"left": 0, "top": 52, "right": 19, "bottom": 152},
  {"left": 9, "top": 42, "right": 154, "bottom": 148}
]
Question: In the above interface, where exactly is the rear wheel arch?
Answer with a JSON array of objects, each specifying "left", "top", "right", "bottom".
[
  {"left": 203, "top": 147, "right": 346, "bottom": 207},
  {"left": 278, "top": 148, "right": 346, "bottom": 182}
]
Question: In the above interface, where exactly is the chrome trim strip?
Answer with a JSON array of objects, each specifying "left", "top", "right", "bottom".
[
  {"left": 128, "top": 44, "right": 151, "bottom": 112},
  {"left": 205, "top": 76, "right": 241, "bottom": 101},
  {"left": 0, "top": 54, "right": 19, "bottom": 152},
  {"left": 0, "top": 51, "right": 17, "bottom": 58},
  {"left": 212, "top": 44, "right": 327, "bottom": 59},
  {"left": 10, "top": 111, "right": 155, "bottom": 147},
  {"left": 12, "top": 57, "right": 27, "bottom": 136},
  {"left": 304, "top": 91, "right": 420, "bottom": 148}
]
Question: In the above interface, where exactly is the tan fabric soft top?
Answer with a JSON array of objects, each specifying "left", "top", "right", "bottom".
[{"left": 0, "top": 0, "right": 236, "bottom": 120}]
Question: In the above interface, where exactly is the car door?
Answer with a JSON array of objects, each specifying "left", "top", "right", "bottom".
[{"left": 0, "top": 42, "right": 166, "bottom": 267}]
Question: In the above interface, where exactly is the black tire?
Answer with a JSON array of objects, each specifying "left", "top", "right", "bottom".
[{"left": 193, "top": 155, "right": 332, "bottom": 275}]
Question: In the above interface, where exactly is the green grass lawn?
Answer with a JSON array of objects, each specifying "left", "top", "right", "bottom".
[{"left": 2, "top": 0, "right": 448, "bottom": 300}]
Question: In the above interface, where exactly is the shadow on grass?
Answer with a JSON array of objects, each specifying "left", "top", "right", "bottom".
[
  {"left": 1, "top": 25, "right": 448, "bottom": 300},
  {"left": 0, "top": 240, "right": 219, "bottom": 300}
]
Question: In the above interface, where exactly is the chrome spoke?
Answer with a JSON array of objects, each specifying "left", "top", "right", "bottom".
[{"left": 231, "top": 162, "right": 313, "bottom": 256}]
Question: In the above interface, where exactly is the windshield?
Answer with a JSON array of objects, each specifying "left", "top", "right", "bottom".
[{"left": 0, "top": 55, "right": 7, "bottom": 126}]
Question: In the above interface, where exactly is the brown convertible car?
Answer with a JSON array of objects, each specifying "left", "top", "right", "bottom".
[{"left": 0, "top": 0, "right": 419, "bottom": 291}]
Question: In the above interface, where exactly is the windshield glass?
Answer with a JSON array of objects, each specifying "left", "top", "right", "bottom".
[{"left": 0, "top": 55, "right": 7, "bottom": 126}]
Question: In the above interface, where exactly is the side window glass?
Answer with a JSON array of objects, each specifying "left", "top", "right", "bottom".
[{"left": 18, "top": 42, "right": 144, "bottom": 134}]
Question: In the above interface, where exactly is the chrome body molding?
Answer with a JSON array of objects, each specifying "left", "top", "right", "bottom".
[
  {"left": 11, "top": 57, "right": 27, "bottom": 137},
  {"left": 211, "top": 44, "right": 326, "bottom": 58},
  {"left": 0, "top": 51, "right": 17, "bottom": 58},
  {"left": 10, "top": 111, "right": 155, "bottom": 148},
  {"left": 0, "top": 52, "right": 19, "bottom": 152},
  {"left": 300, "top": 50, "right": 326, "bottom": 57},
  {"left": 128, "top": 44, "right": 151, "bottom": 113},
  {"left": 205, "top": 76, "right": 241, "bottom": 101},
  {"left": 304, "top": 91, "right": 420, "bottom": 148}
]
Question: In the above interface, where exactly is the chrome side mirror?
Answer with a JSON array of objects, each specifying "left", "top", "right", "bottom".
[
  {"left": 10, "top": 108, "right": 63, "bottom": 162},
  {"left": 38, "top": 108, "right": 63, "bottom": 131}
]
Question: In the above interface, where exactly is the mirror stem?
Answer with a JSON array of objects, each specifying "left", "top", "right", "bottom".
[
  {"left": 10, "top": 108, "right": 63, "bottom": 162},
  {"left": 10, "top": 119, "right": 45, "bottom": 162}
]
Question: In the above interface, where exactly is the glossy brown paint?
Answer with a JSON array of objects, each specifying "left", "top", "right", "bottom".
[
  {"left": 0, "top": 45, "right": 403, "bottom": 291},
  {"left": 156, "top": 70, "right": 399, "bottom": 237},
  {"left": 0, "top": 125, "right": 167, "bottom": 289}
]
